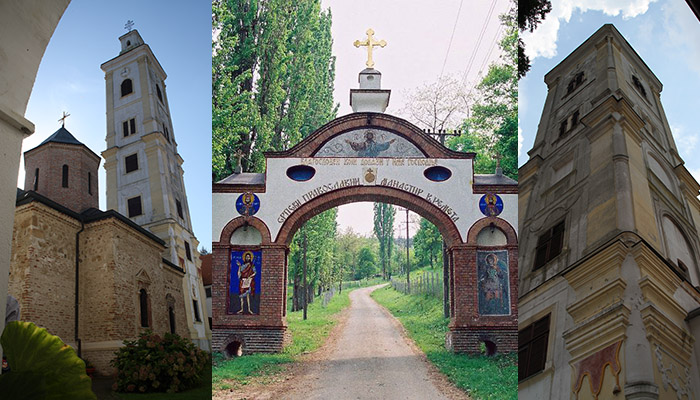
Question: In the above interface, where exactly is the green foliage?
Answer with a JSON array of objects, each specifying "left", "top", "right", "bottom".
[
  {"left": 115, "top": 368, "right": 212, "bottom": 400},
  {"left": 518, "top": 0, "right": 552, "bottom": 78},
  {"left": 355, "top": 246, "right": 378, "bottom": 280},
  {"left": 371, "top": 287, "right": 517, "bottom": 400},
  {"left": 413, "top": 218, "right": 442, "bottom": 269},
  {"left": 0, "top": 321, "right": 96, "bottom": 399},
  {"left": 373, "top": 203, "right": 396, "bottom": 279},
  {"left": 447, "top": 5, "right": 518, "bottom": 180},
  {"left": 111, "top": 331, "right": 209, "bottom": 394},
  {"left": 289, "top": 209, "right": 338, "bottom": 306},
  {"left": 212, "top": 0, "right": 337, "bottom": 179},
  {"left": 213, "top": 286, "right": 352, "bottom": 391}
]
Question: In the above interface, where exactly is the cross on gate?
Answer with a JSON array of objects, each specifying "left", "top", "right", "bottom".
[
  {"left": 233, "top": 149, "right": 245, "bottom": 173},
  {"left": 125, "top": 20, "right": 134, "bottom": 32},
  {"left": 353, "top": 28, "right": 386, "bottom": 68},
  {"left": 58, "top": 111, "right": 70, "bottom": 127},
  {"left": 493, "top": 152, "right": 503, "bottom": 168}
]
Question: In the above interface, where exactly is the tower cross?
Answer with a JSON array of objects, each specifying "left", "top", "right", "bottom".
[
  {"left": 125, "top": 20, "right": 134, "bottom": 32},
  {"left": 58, "top": 111, "right": 70, "bottom": 127},
  {"left": 353, "top": 28, "right": 386, "bottom": 68}
]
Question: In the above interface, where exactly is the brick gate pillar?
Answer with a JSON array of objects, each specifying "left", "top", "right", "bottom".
[
  {"left": 212, "top": 241, "right": 289, "bottom": 355},
  {"left": 446, "top": 218, "right": 518, "bottom": 354}
]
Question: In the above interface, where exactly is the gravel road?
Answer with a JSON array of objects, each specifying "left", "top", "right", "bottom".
[{"left": 285, "top": 284, "right": 453, "bottom": 400}]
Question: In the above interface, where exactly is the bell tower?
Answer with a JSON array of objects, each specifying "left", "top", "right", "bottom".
[{"left": 101, "top": 29, "right": 210, "bottom": 349}]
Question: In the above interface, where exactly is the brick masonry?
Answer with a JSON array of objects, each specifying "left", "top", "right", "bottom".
[
  {"left": 23, "top": 142, "right": 100, "bottom": 213},
  {"left": 9, "top": 200, "right": 189, "bottom": 375}
]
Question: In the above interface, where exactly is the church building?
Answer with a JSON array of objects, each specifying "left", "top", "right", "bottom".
[
  {"left": 9, "top": 124, "right": 189, "bottom": 375},
  {"left": 8, "top": 29, "right": 210, "bottom": 374},
  {"left": 518, "top": 25, "right": 700, "bottom": 398}
]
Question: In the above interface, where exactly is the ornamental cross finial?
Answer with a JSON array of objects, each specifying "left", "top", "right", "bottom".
[
  {"left": 58, "top": 111, "right": 70, "bottom": 127},
  {"left": 353, "top": 28, "right": 386, "bottom": 68},
  {"left": 125, "top": 20, "right": 135, "bottom": 32},
  {"left": 233, "top": 149, "right": 245, "bottom": 174},
  {"left": 493, "top": 152, "right": 502, "bottom": 169}
]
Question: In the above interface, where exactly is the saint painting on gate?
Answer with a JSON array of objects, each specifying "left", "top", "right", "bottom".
[
  {"left": 345, "top": 130, "right": 395, "bottom": 157},
  {"left": 230, "top": 250, "right": 262, "bottom": 315},
  {"left": 477, "top": 250, "right": 510, "bottom": 315}
]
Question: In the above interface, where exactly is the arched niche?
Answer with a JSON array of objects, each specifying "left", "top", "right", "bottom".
[
  {"left": 476, "top": 226, "right": 507, "bottom": 246},
  {"left": 661, "top": 215, "right": 699, "bottom": 285},
  {"left": 231, "top": 225, "right": 262, "bottom": 246}
]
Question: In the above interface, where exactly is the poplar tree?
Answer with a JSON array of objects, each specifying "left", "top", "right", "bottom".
[{"left": 373, "top": 203, "right": 395, "bottom": 279}]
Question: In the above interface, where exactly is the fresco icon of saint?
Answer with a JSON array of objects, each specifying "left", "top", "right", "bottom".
[
  {"left": 477, "top": 250, "right": 510, "bottom": 315},
  {"left": 230, "top": 250, "right": 262, "bottom": 315},
  {"left": 236, "top": 192, "right": 260, "bottom": 216},
  {"left": 479, "top": 193, "right": 503, "bottom": 217}
]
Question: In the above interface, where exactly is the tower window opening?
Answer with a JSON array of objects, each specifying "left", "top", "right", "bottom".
[
  {"left": 192, "top": 299, "right": 201, "bottom": 322},
  {"left": 33, "top": 168, "right": 39, "bottom": 191},
  {"left": 176, "top": 199, "right": 184, "bottom": 219},
  {"left": 534, "top": 221, "right": 565, "bottom": 270},
  {"left": 185, "top": 241, "right": 192, "bottom": 261},
  {"left": 156, "top": 84, "right": 163, "bottom": 102},
  {"left": 127, "top": 196, "right": 143, "bottom": 217},
  {"left": 632, "top": 75, "right": 647, "bottom": 98},
  {"left": 125, "top": 153, "right": 139, "bottom": 173},
  {"left": 88, "top": 172, "right": 92, "bottom": 195},
  {"left": 121, "top": 79, "right": 133, "bottom": 97}
]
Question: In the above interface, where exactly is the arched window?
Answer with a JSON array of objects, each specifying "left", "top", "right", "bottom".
[
  {"left": 166, "top": 294, "right": 176, "bottom": 334},
  {"left": 156, "top": 84, "right": 163, "bottom": 102},
  {"left": 139, "top": 289, "right": 149, "bottom": 327},
  {"left": 33, "top": 168, "right": 39, "bottom": 191},
  {"left": 62, "top": 165, "right": 69, "bottom": 188},
  {"left": 168, "top": 306, "right": 176, "bottom": 334},
  {"left": 121, "top": 79, "right": 133, "bottom": 97}
]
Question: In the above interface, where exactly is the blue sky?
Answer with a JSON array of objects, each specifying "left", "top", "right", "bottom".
[
  {"left": 22, "top": 0, "right": 212, "bottom": 250},
  {"left": 519, "top": 0, "right": 700, "bottom": 183}
]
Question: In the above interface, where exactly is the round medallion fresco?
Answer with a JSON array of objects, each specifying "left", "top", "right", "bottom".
[
  {"left": 479, "top": 193, "right": 503, "bottom": 217},
  {"left": 236, "top": 192, "right": 260, "bottom": 216}
]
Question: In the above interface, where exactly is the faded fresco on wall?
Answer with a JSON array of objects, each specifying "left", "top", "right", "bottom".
[
  {"left": 230, "top": 250, "right": 262, "bottom": 315},
  {"left": 315, "top": 128, "right": 423, "bottom": 157},
  {"left": 477, "top": 250, "right": 510, "bottom": 315}
]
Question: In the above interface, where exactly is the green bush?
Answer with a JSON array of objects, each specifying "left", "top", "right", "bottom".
[{"left": 111, "top": 331, "right": 209, "bottom": 394}]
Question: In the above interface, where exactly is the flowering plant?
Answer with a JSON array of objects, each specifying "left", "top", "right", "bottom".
[{"left": 111, "top": 331, "right": 209, "bottom": 393}]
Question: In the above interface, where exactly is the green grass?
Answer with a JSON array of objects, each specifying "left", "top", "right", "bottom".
[
  {"left": 115, "top": 367, "right": 212, "bottom": 399},
  {"left": 213, "top": 281, "right": 376, "bottom": 391},
  {"left": 371, "top": 285, "right": 517, "bottom": 400}
]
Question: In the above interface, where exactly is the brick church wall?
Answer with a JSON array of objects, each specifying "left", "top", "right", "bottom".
[
  {"left": 9, "top": 203, "right": 81, "bottom": 344},
  {"left": 9, "top": 200, "right": 190, "bottom": 375}
]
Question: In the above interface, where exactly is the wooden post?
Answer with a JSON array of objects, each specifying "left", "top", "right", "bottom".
[{"left": 303, "top": 230, "right": 308, "bottom": 321}]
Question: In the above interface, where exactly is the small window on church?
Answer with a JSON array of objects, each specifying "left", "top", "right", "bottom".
[
  {"left": 632, "top": 75, "right": 647, "bottom": 98},
  {"left": 164, "top": 126, "right": 170, "bottom": 142},
  {"left": 192, "top": 299, "right": 201, "bottom": 322},
  {"left": 519, "top": 314, "right": 550, "bottom": 381},
  {"left": 139, "top": 289, "right": 149, "bottom": 328},
  {"left": 559, "top": 120, "right": 567, "bottom": 136},
  {"left": 121, "top": 79, "right": 133, "bottom": 97},
  {"left": 176, "top": 199, "right": 184, "bottom": 219},
  {"left": 185, "top": 242, "right": 192, "bottom": 261},
  {"left": 125, "top": 154, "right": 139, "bottom": 173},
  {"left": 168, "top": 305, "right": 176, "bottom": 334},
  {"left": 533, "top": 221, "right": 565, "bottom": 270},
  {"left": 88, "top": 172, "right": 92, "bottom": 195},
  {"left": 123, "top": 118, "right": 136, "bottom": 137},
  {"left": 156, "top": 84, "right": 163, "bottom": 102},
  {"left": 128, "top": 196, "right": 143, "bottom": 217},
  {"left": 566, "top": 72, "right": 585, "bottom": 95},
  {"left": 34, "top": 168, "right": 39, "bottom": 191},
  {"left": 62, "top": 165, "right": 69, "bottom": 188}
]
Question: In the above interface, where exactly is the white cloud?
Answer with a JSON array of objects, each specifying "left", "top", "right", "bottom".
[
  {"left": 518, "top": 120, "right": 523, "bottom": 156},
  {"left": 523, "top": 0, "right": 657, "bottom": 60},
  {"left": 662, "top": 0, "right": 700, "bottom": 78},
  {"left": 671, "top": 124, "right": 699, "bottom": 160}
]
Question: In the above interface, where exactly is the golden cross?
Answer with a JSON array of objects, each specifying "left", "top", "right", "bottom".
[
  {"left": 58, "top": 111, "right": 70, "bottom": 127},
  {"left": 354, "top": 28, "right": 386, "bottom": 68}
]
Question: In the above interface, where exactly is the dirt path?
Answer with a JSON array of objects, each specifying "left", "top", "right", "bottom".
[{"left": 218, "top": 284, "right": 468, "bottom": 400}]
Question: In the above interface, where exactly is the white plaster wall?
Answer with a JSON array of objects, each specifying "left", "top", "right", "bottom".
[{"left": 214, "top": 157, "right": 517, "bottom": 243}]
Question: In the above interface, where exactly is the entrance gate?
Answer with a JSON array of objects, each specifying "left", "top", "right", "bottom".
[{"left": 212, "top": 68, "right": 518, "bottom": 355}]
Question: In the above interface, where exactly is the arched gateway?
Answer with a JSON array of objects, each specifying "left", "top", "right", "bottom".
[{"left": 212, "top": 67, "right": 518, "bottom": 355}]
